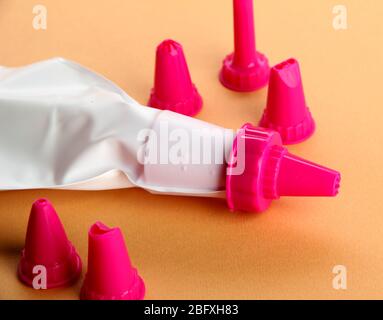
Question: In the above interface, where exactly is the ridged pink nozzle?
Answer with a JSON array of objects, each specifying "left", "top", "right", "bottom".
[
  {"left": 259, "top": 58, "right": 315, "bottom": 144},
  {"left": 148, "top": 39, "right": 203, "bottom": 117},
  {"left": 220, "top": 0, "right": 270, "bottom": 92},
  {"left": 18, "top": 198, "right": 82, "bottom": 288},
  {"left": 226, "top": 124, "right": 340, "bottom": 212},
  {"left": 80, "top": 222, "right": 145, "bottom": 300},
  {"left": 277, "top": 153, "right": 341, "bottom": 197}
]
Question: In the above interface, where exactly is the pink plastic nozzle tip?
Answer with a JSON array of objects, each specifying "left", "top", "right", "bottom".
[
  {"left": 226, "top": 124, "right": 340, "bottom": 212},
  {"left": 18, "top": 198, "right": 82, "bottom": 289},
  {"left": 219, "top": 0, "right": 270, "bottom": 92},
  {"left": 277, "top": 153, "right": 341, "bottom": 197},
  {"left": 80, "top": 222, "right": 145, "bottom": 300},
  {"left": 148, "top": 39, "right": 203, "bottom": 117},
  {"left": 259, "top": 58, "right": 315, "bottom": 144}
]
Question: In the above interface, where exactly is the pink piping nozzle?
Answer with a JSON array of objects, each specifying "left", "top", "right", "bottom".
[
  {"left": 80, "top": 222, "right": 145, "bottom": 300},
  {"left": 220, "top": 0, "right": 270, "bottom": 92},
  {"left": 226, "top": 124, "right": 341, "bottom": 212},
  {"left": 259, "top": 58, "right": 316, "bottom": 145},
  {"left": 18, "top": 198, "right": 82, "bottom": 289},
  {"left": 148, "top": 39, "right": 203, "bottom": 117}
]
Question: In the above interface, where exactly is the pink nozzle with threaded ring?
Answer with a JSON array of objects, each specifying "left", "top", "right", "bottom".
[
  {"left": 80, "top": 222, "right": 145, "bottom": 300},
  {"left": 220, "top": 0, "right": 270, "bottom": 92},
  {"left": 148, "top": 39, "right": 203, "bottom": 117},
  {"left": 259, "top": 58, "right": 315, "bottom": 145},
  {"left": 226, "top": 124, "right": 340, "bottom": 212}
]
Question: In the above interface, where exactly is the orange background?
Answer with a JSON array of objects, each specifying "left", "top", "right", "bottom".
[{"left": 0, "top": 0, "right": 382, "bottom": 299}]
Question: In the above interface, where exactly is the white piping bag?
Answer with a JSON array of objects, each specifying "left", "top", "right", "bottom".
[{"left": 0, "top": 58, "right": 233, "bottom": 198}]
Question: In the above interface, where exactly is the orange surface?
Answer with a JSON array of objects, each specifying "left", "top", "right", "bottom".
[{"left": 0, "top": 0, "right": 382, "bottom": 300}]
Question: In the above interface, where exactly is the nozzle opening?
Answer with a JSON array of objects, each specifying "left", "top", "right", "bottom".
[
  {"left": 34, "top": 198, "right": 49, "bottom": 205},
  {"left": 90, "top": 222, "right": 117, "bottom": 238},
  {"left": 158, "top": 39, "right": 180, "bottom": 56},
  {"left": 332, "top": 173, "right": 341, "bottom": 196},
  {"left": 274, "top": 58, "right": 297, "bottom": 71}
]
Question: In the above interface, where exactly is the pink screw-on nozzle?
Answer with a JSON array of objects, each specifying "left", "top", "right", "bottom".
[
  {"left": 148, "top": 39, "right": 203, "bottom": 117},
  {"left": 80, "top": 222, "right": 145, "bottom": 300},
  {"left": 219, "top": 0, "right": 270, "bottom": 92},
  {"left": 226, "top": 124, "right": 340, "bottom": 212},
  {"left": 259, "top": 58, "right": 315, "bottom": 144},
  {"left": 277, "top": 153, "right": 340, "bottom": 197},
  {"left": 18, "top": 198, "right": 82, "bottom": 288}
]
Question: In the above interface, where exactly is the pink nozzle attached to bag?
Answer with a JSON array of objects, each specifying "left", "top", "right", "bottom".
[{"left": 226, "top": 124, "right": 340, "bottom": 212}]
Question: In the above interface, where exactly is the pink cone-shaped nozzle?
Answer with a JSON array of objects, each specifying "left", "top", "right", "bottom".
[
  {"left": 259, "top": 58, "right": 315, "bottom": 144},
  {"left": 219, "top": 0, "right": 270, "bottom": 92},
  {"left": 148, "top": 39, "right": 203, "bottom": 117},
  {"left": 80, "top": 222, "right": 145, "bottom": 300},
  {"left": 226, "top": 124, "right": 341, "bottom": 212},
  {"left": 277, "top": 153, "right": 341, "bottom": 197},
  {"left": 18, "top": 198, "right": 82, "bottom": 288}
]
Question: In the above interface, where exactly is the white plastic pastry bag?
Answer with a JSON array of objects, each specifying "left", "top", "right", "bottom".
[{"left": 0, "top": 58, "right": 233, "bottom": 197}]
